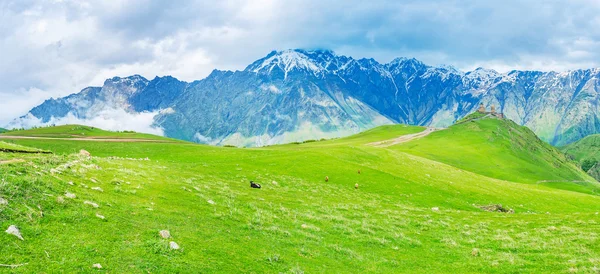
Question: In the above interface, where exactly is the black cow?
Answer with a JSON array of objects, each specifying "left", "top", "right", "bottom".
[{"left": 250, "top": 181, "right": 261, "bottom": 189}]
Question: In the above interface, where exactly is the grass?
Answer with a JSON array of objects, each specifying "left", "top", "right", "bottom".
[
  {"left": 0, "top": 125, "right": 180, "bottom": 142},
  {"left": 0, "top": 141, "right": 50, "bottom": 154},
  {"left": 562, "top": 134, "right": 600, "bottom": 181},
  {"left": 1, "top": 118, "right": 600, "bottom": 273},
  {"left": 393, "top": 117, "right": 594, "bottom": 188}
]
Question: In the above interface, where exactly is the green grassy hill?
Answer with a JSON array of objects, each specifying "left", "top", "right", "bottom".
[
  {"left": 0, "top": 128, "right": 7, "bottom": 133},
  {"left": 1, "top": 120, "right": 600, "bottom": 272},
  {"left": 561, "top": 134, "right": 600, "bottom": 181},
  {"left": 394, "top": 115, "right": 597, "bottom": 194},
  {"left": 0, "top": 124, "right": 179, "bottom": 142}
]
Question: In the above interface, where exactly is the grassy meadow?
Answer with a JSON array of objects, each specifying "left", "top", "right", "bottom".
[{"left": 1, "top": 118, "right": 600, "bottom": 273}]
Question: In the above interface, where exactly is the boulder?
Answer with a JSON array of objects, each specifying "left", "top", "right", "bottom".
[{"left": 79, "top": 149, "right": 91, "bottom": 157}]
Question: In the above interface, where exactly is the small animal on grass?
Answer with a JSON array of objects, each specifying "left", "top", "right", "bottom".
[
  {"left": 355, "top": 183, "right": 359, "bottom": 189},
  {"left": 357, "top": 169, "right": 361, "bottom": 174},
  {"left": 325, "top": 176, "right": 329, "bottom": 182},
  {"left": 250, "top": 181, "right": 261, "bottom": 189}
]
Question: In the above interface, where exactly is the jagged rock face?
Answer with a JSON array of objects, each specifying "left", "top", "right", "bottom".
[{"left": 8, "top": 49, "right": 600, "bottom": 146}]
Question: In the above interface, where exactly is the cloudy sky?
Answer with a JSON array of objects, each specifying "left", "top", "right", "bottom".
[{"left": 2, "top": 0, "right": 600, "bottom": 125}]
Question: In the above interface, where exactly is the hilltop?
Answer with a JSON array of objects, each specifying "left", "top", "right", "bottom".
[
  {"left": 7, "top": 49, "right": 600, "bottom": 147},
  {"left": 394, "top": 115, "right": 597, "bottom": 194},
  {"left": 1, "top": 119, "right": 600, "bottom": 272},
  {"left": 0, "top": 124, "right": 181, "bottom": 143}
]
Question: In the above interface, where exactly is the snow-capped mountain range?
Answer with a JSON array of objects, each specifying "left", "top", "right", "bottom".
[{"left": 8, "top": 49, "right": 600, "bottom": 146}]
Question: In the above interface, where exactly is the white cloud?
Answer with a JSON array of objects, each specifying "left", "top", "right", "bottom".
[
  {"left": 8, "top": 109, "right": 164, "bottom": 136},
  {"left": 3, "top": 0, "right": 600, "bottom": 125}
]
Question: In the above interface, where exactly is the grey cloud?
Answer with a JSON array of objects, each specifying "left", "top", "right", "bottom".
[{"left": 2, "top": 0, "right": 600, "bottom": 124}]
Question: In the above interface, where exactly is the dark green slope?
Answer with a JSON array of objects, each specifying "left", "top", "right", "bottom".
[{"left": 562, "top": 134, "right": 600, "bottom": 181}]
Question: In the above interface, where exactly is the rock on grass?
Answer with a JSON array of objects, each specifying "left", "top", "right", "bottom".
[
  {"left": 84, "top": 201, "right": 99, "bottom": 208},
  {"left": 5, "top": 225, "right": 24, "bottom": 240},
  {"left": 65, "top": 192, "right": 76, "bottom": 199},
  {"left": 169, "top": 241, "right": 180, "bottom": 250},
  {"left": 159, "top": 230, "right": 171, "bottom": 239},
  {"left": 92, "top": 263, "right": 102, "bottom": 269}
]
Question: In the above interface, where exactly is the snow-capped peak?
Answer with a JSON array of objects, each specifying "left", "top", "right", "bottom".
[
  {"left": 245, "top": 49, "right": 326, "bottom": 78},
  {"left": 465, "top": 67, "right": 500, "bottom": 79}
]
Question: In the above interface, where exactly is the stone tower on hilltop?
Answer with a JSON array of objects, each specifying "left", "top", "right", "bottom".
[
  {"left": 476, "top": 103, "right": 504, "bottom": 119},
  {"left": 478, "top": 103, "right": 486, "bottom": 113}
]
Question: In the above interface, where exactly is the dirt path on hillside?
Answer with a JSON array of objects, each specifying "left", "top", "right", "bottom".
[
  {"left": 0, "top": 158, "right": 25, "bottom": 164},
  {"left": 367, "top": 127, "right": 440, "bottom": 148},
  {"left": 0, "top": 136, "right": 176, "bottom": 143}
]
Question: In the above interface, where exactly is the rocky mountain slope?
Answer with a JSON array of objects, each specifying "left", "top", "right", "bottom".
[{"left": 8, "top": 49, "right": 600, "bottom": 146}]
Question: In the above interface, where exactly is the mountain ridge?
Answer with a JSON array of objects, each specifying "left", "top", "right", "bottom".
[{"left": 8, "top": 49, "right": 600, "bottom": 146}]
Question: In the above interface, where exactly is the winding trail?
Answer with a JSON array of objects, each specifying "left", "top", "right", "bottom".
[
  {"left": 367, "top": 127, "right": 440, "bottom": 148},
  {"left": 0, "top": 159, "right": 25, "bottom": 164}
]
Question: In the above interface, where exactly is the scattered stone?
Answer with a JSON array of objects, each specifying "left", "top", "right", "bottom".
[
  {"left": 65, "top": 192, "right": 76, "bottom": 199},
  {"left": 5, "top": 225, "right": 24, "bottom": 240},
  {"left": 0, "top": 197, "right": 8, "bottom": 206},
  {"left": 92, "top": 263, "right": 102, "bottom": 269},
  {"left": 478, "top": 204, "right": 514, "bottom": 213},
  {"left": 159, "top": 230, "right": 171, "bottom": 239},
  {"left": 301, "top": 224, "right": 308, "bottom": 229},
  {"left": 271, "top": 181, "right": 278, "bottom": 185},
  {"left": 471, "top": 248, "right": 480, "bottom": 257},
  {"left": 355, "top": 183, "right": 359, "bottom": 189},
  {"left": 84, "top": 201, "right": 99, "bottom": 208},
  {"left": 325, "top": 176, "right": 329, "bottom": 182},
  {"left": 169, "top": 241, "right": 180, "bottom": 250},
  {"left": 56, "top": 196, "right": 65, "bottom": 204},
  {"left": 67, "top": 181, "right": 74, "bottom": 186},
  {"left": 431, "top": 207, "right": 440, "bottom": 212},
  {"left": 95, "top": 214, "right": 105, "bottom": 220},
  {"left": 91, "top": 187, "right": 103, "bottom": 192},
  {"left": 207, "top": 200, "right": 215, "bottom": 205},
  {"left": 79, "top": 149, "right": 91, "bottom": 157}
]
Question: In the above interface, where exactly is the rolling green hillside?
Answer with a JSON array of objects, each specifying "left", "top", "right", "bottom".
[
  {"left": 394, "top": 115, "right": 596, "bottom": 194},
  {"left": 1, "top": 120, "right": 600, "bottom": 273},
  {"left": 0, "top": 128, "right": 7, "bottom": 133},
  {"left": 562, "top": 134, "right": 600, "bottom": 181},
  {"left": 0, "top": 125, "right": 179, "bottom": 142}
]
